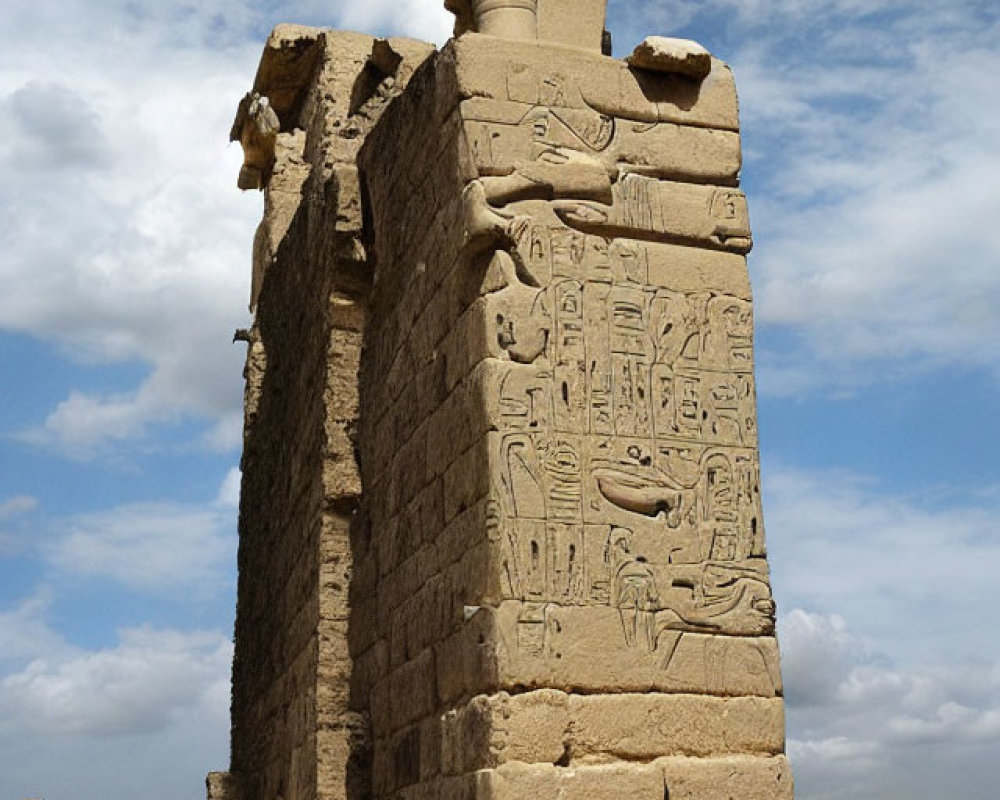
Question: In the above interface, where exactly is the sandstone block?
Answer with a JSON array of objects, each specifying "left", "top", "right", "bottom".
[
  {"left": 349, "top": 640, "right": 388, "bottom": 710},
  {"left": 628, "top": 36, "right": 713, "bottom": 80},
  {"left": 461, "top": 98, "right": 741, "bottom": 184},
  {"left": 482, "top": 761, "right": 665, "bottom": 799},
  {"left": 567, "top": 693, "right": 785, "bottom": 759},
  {"left": 434, "top": 688, "right": 784, "bottom": 773},
  {"left": 390, "top": 648, "right": 438, "bottom": 731},
  {"left": 554, "top": 175, "right": 753, "bottom": 253},
  {"left": 659, "top": 754, "right": 794, "bottom": 800},
  {"left": 442, "top": 434, "right": 494, "bottom": 524},
  {"left": 206, "top": 771, "right": 239, "bottom": 800},
  {"left": 491, "top": 601, "right": 782, "bottom": 697},
  {"left": 450, "top": 33, "right": 739, "bottom": 131}
]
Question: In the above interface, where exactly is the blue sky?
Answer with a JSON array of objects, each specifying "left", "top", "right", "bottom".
[{"left": 1, "top": 1, "right": 998, "bottom": 798}]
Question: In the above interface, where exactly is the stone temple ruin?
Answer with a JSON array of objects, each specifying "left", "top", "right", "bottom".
[{"left": 214, "top": 2, "right": 793, "bottom": 798}]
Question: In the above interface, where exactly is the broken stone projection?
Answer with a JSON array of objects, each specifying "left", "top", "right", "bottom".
[{"left": 214, "top": 2, "right": 794, "bottom": 798}]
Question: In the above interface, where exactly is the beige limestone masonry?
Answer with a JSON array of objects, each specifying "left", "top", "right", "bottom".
[{"left": 218, "top": 3, "right": 792, "bottom": 799}]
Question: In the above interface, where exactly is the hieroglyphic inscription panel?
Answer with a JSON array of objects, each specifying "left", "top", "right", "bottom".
[{"left": 458, "top": 53, "right": 776, "bottom": 686}]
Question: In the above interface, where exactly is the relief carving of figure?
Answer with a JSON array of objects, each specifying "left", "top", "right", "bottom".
[{"left": 604, "top": 527, "right": 659, "bottom": 649}]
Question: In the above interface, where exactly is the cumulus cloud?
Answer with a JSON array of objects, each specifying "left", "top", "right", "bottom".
[
  {"left": 1, "top": 82, "right": 112, "bottom": 170},
  {"left": 780, "top": 609, "right": 1000, "bottom": 800},
  {"left": 766, "top": 465, "right": 1000, "bottom": 798},
  {"left": 0, "top": 590, "right": 72, "bottom": 667},
  {"left": 0, "top": 0, "right": 456, "bottom": 461},
  {"left": 0, "top": 0, "right": 263, "bottom": 458},
  {"left": 0, "top": 466, "right": 238, "bottom": 797},
  {"left": 0, "top": 625, "right": 232, "bottom": 736},
  {"left": 0, "top": 594, "right": 231, "bottom": 799},
  {"left": 766, "top": 465, "right": 1000, "bottom": 663},
  {"left": 332, "top": 0, "right": 453, "bottom": 43}
]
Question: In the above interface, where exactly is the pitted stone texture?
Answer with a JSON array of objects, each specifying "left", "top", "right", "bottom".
[
  {"left": 446, "top": 0, "right": 607, "bottom": 52},
  {"left": 628, "top": 36, "right": 713, "bottom": 80},
  {"left": 222, "top": 25, "right": 435, "bottom": 800},
  {"left": 439, "top": 689, "right": 784, "bottom": 775},
  {"left": 206, "top": 772, "right": 240, "bottom": 800}
]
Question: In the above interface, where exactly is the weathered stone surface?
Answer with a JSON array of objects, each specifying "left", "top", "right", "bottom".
[
  {"left": 446, "top": 0, "right": 606, "bottom": 52},
  {"left": 628, "top": 36, "right": 713, "bottom": 80},
  {"left": 474, "top": 756, "right": 794, "bottom": 799},
  {"left": 449, "top": 33, "right": 740, "bottom": 130},
  {"left": 437, "top": 689, "right": 784, "bottom": 774},
  {"left": 219, "top": 4, "right": 791, "bottom": 799},
  {"left": 222, "top": 25, "right": 435, "bottom": 800},
  {"left": 206, "top": 772, "right": 240, "bottom": 800},
  {"left": 231, "top": 92, "right": 281, "bottom": 190}
]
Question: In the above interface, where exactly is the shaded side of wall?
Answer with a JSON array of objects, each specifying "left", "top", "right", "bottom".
[{"left": 219, "top": 26, "right": 434, "bottom": 800}]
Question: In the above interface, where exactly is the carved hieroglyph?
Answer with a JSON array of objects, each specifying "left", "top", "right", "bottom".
[{"left": 450, "top": 29, "right": 775, "bottom": 694}]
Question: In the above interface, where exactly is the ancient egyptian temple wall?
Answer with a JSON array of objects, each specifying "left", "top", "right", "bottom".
[
  {"left": 220, "top": 25, "right": 434, "bottom": 800},
  {"left": 219, "top": 4, "right": 792, "bottom": 799}
]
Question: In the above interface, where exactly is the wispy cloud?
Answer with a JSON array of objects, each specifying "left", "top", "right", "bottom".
[
  {"left": 747, "top": 5, "right": 1000, "bottom": 388},
  {"left": 0, "top": 496, "right": 38, "bottom": 519},
  {"left": 46, "top": 502, "right": 235, "bottom": 592},
  {"left": 0, "top": 495, "right": 39, "bottom": 555}
]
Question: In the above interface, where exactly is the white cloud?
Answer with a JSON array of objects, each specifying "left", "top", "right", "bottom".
[
  {"left": 748, "top": 8, "right": 1000, "bottom": 385},
  {"left": 0, "top": 1, "right": 263, "bottom": 458},
  {"left": 780, "top": 609, "right": 1000, "bottom": 799},
  {"left": 278, "top": 0, "right": 453, "bottom": 43},
  {"left": 47, "top": 501, "right": 235, "bottom": 593},
  {"left": 0, "top": 496, "right": 39, "bottom": 555},
  {"left": 629, "top": 1, "right": 1000, "bottom": 395},
  {"left": 1, "top": 81, "right": 112, "bottom": 170},
  {"left": 215, "top": 466, "right": 242, "bottom": 508},
  {"left": 0, "top": 625, "right": 232, "bottom": 736},
  {"left": 766, "top": 465, "right": 1000, "bottom": 664},
  {"left": 779, "top": 608, "right": 856, "bottom": 707},
  {"left": 204, "top": 410, "right": 246, "bottom": 453},
  {"left": 0, "top": 592, "right": 231, "bottom": 799},
  {"left": 766, "top": 463, "right": 1000, "bottom": 798},
  {"left": 0, "top": 0, "right": 456, "bottom": 460},
  {"left": 0, "top": 590, "right": 72, "bottom": 667}
]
